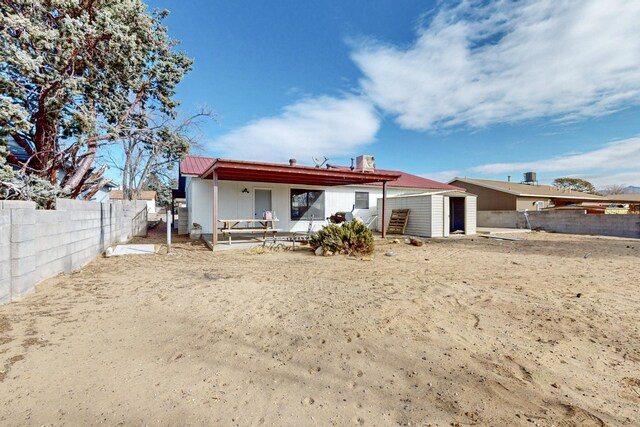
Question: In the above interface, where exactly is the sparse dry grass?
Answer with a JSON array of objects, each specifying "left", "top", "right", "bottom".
[{"left": 0, "top": 226, "right": 638, "bottom": 426}]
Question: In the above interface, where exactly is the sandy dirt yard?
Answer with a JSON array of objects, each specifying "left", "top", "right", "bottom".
[{"left": 0, "top": 226, "right": 639, "bottom": 426}]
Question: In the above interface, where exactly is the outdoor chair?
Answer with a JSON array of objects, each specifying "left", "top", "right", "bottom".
[
  {"left": 261, "top": 215, "right": 315, "bottom": 248},
  {"left": 364, "top": 214, "right": 378, "bottom": 229}
]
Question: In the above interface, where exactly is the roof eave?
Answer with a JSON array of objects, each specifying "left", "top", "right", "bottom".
[
  {"left": 450, "top": 177, "right": 522, "bottom": 196},
  {"left": 450, "top": 177, "right": 603, "bottom": 199},
  {"left": 198, "top": 159, "right": 401, "bottom": 186}
]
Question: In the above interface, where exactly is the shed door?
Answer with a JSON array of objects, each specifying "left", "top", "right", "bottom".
[
  {"left": 449, "top": 197, "right": 465, "bottom": 232},
  {"left": 254, "top": 189, "right": 272, "bottom": 219}
]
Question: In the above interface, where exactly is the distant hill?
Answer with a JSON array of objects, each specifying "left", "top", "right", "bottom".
[{"left": 626, "top": 186, "right": 640, "bottom": 194}]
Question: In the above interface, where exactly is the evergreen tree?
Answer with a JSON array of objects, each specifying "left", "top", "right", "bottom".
[
  {"left": 552, "top": 177, "right": 599, "bottom": 195},
  {"left": 1, "top": 0, "right": 191, "bottom": 204}
]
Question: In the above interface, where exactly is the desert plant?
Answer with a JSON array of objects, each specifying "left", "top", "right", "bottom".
[{"left": 309, "top": 220, "right": 374, "bottom": 255}]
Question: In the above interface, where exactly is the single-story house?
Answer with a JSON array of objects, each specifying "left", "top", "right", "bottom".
[
  {"left": 606, "top": 193, "right": 640, "bottom": 203},
  {"left": 179, "top": 155, "right": 470, "bottom": 247},
  {"left": 89, "top": 181, "right": 118, "bottom": 203},
  {"left": 109, "top": 190, "right": 158, "bottom": 214},
  {"left": 448, "top": 177, "right": 605, "bottom": 211},
  {"left": 606, "top": 194, "right": 640, "bottom": 213},
  {"left": 541, "top": 203, "right": 630, "bottom": 214}
]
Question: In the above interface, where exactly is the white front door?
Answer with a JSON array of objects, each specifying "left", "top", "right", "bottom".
[{"left": 254, "top": 189, "right": 272, "bottom": 219}]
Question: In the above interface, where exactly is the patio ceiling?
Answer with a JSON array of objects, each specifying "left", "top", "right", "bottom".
[{"left": 199, "top": 159, "right": 401, "bottom": 186}]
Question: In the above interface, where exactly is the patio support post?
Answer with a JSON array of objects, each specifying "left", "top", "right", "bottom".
[
  {"left": 212, "top": 169, "right": 218, "bottom": 249},
  {"left": 382, "top": 181, "right": 387, "bottom": 239}
]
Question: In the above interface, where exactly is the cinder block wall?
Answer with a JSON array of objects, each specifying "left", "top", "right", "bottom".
[
  {"left": 477, "top": 210, "right": 640, "bottom": 238},
  {"left": 477, "top": 211, "right": 524, "bottom": 228},
  {"left": 0, "top": 205, "right": 12, "bottom": 304},
  {"left": 0, "top": 198, "right": 147, "bottom": 304},
  {"left": 528, "top": 211, "right": 640, "bottom": 238}
]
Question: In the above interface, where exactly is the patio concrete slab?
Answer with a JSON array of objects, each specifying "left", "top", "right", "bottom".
[
  {"left": 202, "top": 234, "right": 303, "bottom": 251},
  {"left": 111, "top": 244, "right": 157, "bottom": 256}
]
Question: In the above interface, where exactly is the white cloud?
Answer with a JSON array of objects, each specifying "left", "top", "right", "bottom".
[
  {"left": 351, "top": 0, "right": 640, "bottom": 130},
  {"left": 420, "top": 170, "right": 461, "bottom": 183},
  {"left": 571, "top": 171, "right": 640, "bottom": 189},
  {"left": 210, "top": 95, "right": 380, "bottom": 163},
  {"left": 470, "top": 137, "right": 640, "bottom": 174},
  {"left": 425, "top": 137, "right": 640, "bottom": 187}
]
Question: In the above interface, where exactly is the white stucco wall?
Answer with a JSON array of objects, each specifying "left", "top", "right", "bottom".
[{"left": 184, "top": 177, "right": 422, "bottom": 234}]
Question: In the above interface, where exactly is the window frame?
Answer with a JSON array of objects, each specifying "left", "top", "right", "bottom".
[
  {"left": 290, "top": 188, "right": 325, "bottom": 220},
  {"left": 355, "top": 191, "right": 369, "bottom": 209}
]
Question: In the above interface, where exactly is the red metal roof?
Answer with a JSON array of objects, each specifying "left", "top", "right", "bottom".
[
  {"left": 203, "top": 159, "right": 400, "bottom": 186},
  {"left": 180, "top": 156, "right": 214, "bottom": 176},
  {"left": 180, "top": 155, "right": 462, "bottom": 190},
  {"left": 329, "top": 165, "right": 462, "bottom": 191}
]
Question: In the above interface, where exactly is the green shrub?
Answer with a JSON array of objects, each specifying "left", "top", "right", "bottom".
[{"left": 309, "top": 220, "right": 374, "bottom": 255}]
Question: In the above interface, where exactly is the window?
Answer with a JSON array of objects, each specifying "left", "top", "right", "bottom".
[
  {"left": 291, "top": 189, "right": 325, "bottom": 220},
  {"left": 355, "top": 191, "right": 369, "bottom": 209}
]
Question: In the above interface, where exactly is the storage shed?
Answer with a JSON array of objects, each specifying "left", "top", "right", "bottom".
[{"left": 376, "top": 191, "right": 477, "bottom": 237}]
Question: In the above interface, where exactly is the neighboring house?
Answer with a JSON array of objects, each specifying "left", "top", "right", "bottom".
[
  {"left": 6, "top": 136, "right": 30, "bottom": 163},
  {"left": 109, "top": 190, "right": 157, "bottom": 214},
  {"left": 606, "top": 193, "right": 640, "bottom": 203},
  {"left": 8, "top": 137, "right": 117, "bottom": 202},
  {"left": 448, "top": 177, "right": 605, "bottom": 211},
  {"left": 606, "top": 194, "right": 640, "bottom": 213},
  {"left": 545, "top": 203, "right": 629, "bottom": 214},
  {"left": 179, "top": 155, "right": 470, "bottom": 245},
  {"left": 89, "top": 181, "right": 118, "bottom": 203}
]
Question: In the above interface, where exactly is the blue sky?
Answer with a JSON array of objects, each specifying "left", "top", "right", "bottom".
[{"left": 147, "top": 0, "right": 640, "bottom": 188}]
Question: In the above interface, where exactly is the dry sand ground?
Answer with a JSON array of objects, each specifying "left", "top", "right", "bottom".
[{"left": 0, "top": 225, "right": 639, "bottom": 426}]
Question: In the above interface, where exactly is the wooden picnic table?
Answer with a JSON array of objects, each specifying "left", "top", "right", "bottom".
[{"left": 218, "top": 218, "right": 280, "bottom": 244}]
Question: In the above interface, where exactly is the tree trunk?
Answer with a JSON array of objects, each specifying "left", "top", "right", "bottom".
[{"left": 62, "top": 139, "right": 97, "bottom": 194}]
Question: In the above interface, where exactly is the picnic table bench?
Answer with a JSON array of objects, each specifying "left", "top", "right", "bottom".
[{"left": 218, "top": 219, "right": 280, "bottom": 244}]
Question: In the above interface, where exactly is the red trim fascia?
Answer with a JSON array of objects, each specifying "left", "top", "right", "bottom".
[{"left": 199, "top": 159, "right": 400, "bottom": 186}]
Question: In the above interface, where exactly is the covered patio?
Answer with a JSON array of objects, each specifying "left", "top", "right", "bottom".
[{"left": 198, "top": 159, "right": 401, "bottom": 250}]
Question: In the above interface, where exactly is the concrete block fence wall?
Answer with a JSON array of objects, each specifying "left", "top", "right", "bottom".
[
  {"left": 477, "top": 211, "right": 524, "bottom": 229},
  {"left": 0, "top": 198, "right": 148, "bottom": 305},
  {"left": 477, "top": 210, "right": 640, "bottom": 239}
]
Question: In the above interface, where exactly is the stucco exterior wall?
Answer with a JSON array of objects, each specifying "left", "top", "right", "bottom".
[
  {"left": 516, "top": 197, "right": 550, "bottom": 211},
  {"left": 450, "top": 181, "right": 517, "bottom": 211}
]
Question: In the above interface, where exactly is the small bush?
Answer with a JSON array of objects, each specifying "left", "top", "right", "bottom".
[{"left": 309, "top": 221, "right": 374, "bottom": 255}]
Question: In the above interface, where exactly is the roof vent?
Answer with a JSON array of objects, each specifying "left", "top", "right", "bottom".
[{"left": 289, "top": 158, "right": 297, "bottom": 166}]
